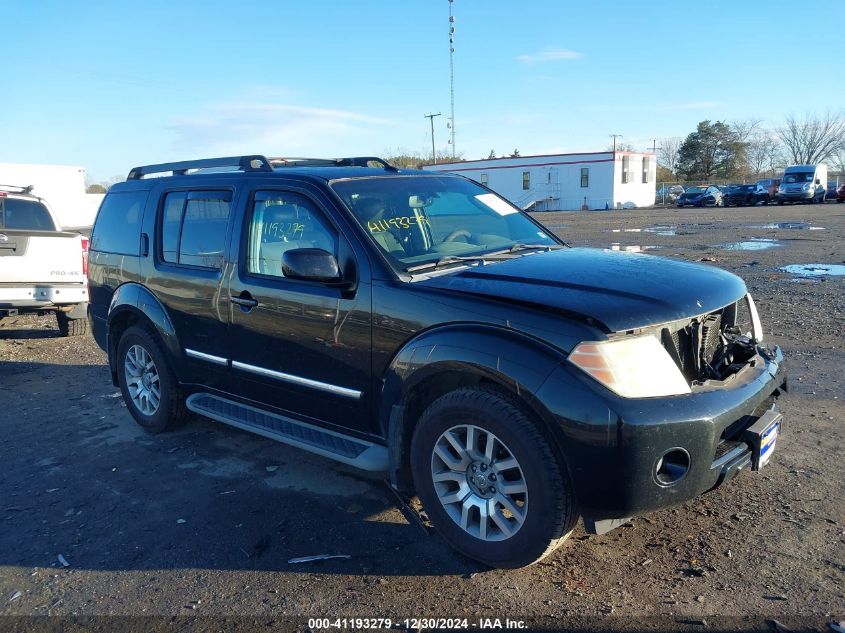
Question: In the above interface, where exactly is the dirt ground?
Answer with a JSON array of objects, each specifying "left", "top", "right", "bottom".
[{"left": 1, "top": 202, "right": 843, "bottom": 632}]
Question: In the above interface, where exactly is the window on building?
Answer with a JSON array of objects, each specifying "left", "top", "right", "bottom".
[
  {"left": 480, "top": 173, "right": 488, "bottom": 186},
  {"left": 522, "top": 171, "right": 530, "bottom": 190},
  {"left": 621, "top": 155, "right": 630, "bottom": 184},
  {"left": 642, "top": 156, "right": 650, "bottom": 184},
  {"left": 580, "top": 167, "right": 589, "bottom": 188},
  {"left": 159, "top": 190, "right": 231, "bottom": 269}
]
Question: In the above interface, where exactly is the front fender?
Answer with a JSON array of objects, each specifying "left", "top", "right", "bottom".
[
  {"left": 107, "top": 283, "right": 180, "bottom": 375},
  {"left": 380, "top": 323, "right": 567, "bottom": 489}
]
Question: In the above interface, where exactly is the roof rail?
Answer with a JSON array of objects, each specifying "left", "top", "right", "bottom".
[
  {"left": 270, "top": 156, "right": 399, "bottom": 172},
  {"left": 126, "top": 155, "right": 274, "bottom": 180},
  {"left": 0, "top": 184, "right": 35, "bottom": 194}
]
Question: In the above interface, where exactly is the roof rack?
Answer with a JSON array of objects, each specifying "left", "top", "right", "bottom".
[
  {"left": 270, "top": 156, "right": 399, "bottom": 172},
  {"left": 0, "top": 184, "right": 35, "bottom": 194},
  {"left": 126, "top": 155, "right": 274, "bottom": 180}
]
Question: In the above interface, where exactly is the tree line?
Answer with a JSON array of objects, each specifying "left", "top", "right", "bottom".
[{"left": 658, "top": 111, "right": 845, "bottom": 183}]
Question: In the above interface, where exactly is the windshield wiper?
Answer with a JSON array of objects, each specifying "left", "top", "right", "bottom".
[
  {"left": 507, "top": 243, "right": 567, "bottom": 253},
  {"left": 406, "top": 243, "right": 566, "bottom": 274},
  {"left": 406, "top": 254, "right": 496, "bottom": 273}
]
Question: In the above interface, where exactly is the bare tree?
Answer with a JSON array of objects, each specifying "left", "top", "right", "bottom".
[
  {"left": 776, "top": 111, "right": 845, "bottom": 164},
  {"left": 657, "top": 137, "right": 682, "bottom": 177},
  {"left": 747, "top": 131, "right": 782, "bottom": 177},
  {"left": 729, "top": 118, "right": 763, "bottom": 144}
]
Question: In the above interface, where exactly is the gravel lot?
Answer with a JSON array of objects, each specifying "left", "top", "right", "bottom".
[{"left": 1, "top": 202, "right": 843, "bottom": 631}]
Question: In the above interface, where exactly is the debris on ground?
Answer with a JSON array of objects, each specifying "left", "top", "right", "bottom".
[
  {"left": 57, "top": 554, "right": 70, "bottom": 568},
  {"left": 288, "top": 554, "right": 351, "bottom": 564}
]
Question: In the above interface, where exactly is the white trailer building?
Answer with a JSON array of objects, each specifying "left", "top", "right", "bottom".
[{"left": 423, "top": 151, "right": 657, "bottom": 211}]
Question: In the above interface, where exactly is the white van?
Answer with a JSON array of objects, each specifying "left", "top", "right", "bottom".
[{"left": 776, "top": 164, "right": 828, "bottom": 204}]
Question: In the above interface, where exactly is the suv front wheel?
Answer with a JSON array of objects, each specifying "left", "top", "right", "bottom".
[
  {"left": 410, "top": 386, "right": 578, "bottom": 568},
  {"left": 117, "top": 326, "right": 188, "bottom": 433}
]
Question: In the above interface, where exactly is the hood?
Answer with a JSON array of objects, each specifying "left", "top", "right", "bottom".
[{"left": 418, "top": 248, "right": 747, "bottom": 332}]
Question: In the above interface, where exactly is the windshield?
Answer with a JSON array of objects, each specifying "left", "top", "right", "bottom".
[
  {"left": 684, "top": 187, "right": 705, "bottom": 194},
  {"left": 0, "top": 197, "right": 57, "bottom": 230},
  {"left": 782, "top": 172, "right": 814, "bottom": 183},
  {"left": 331, "top": 176, "right": 557, "bottom": 270}
]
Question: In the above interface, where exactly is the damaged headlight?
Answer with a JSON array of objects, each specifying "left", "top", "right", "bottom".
[{"left": 568, "top": 335, "right": 691, "bottom": 398}]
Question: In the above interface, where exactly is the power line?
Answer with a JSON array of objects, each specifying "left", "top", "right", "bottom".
[
  {"left": 609, "top": 134, "right": 623, "bottom": 153},
  {"left": 424, "top": 113, "right": 441, "bottom": 163}
]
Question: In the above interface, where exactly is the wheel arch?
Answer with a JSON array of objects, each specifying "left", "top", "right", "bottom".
[
  {"left": 380, "top": 323, "right": 567, "bottom": 495},
  {"left": 106, "top": 283, "right": 180, "bottom": 386}
]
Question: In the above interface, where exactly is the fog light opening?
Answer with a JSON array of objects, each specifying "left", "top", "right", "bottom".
[{"left": 655, "top": 448, "right": 690, "bottom": 486}]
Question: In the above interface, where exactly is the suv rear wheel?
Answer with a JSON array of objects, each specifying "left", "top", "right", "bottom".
[
  {"left": 117, "top": 326, "right": 188, "bottom": 433},
  {"left": 410, "top": 386, "right": 578, "bottom": 568}
]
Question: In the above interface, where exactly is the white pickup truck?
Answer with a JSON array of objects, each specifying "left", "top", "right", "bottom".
[{"left": 0, "top": 185, "right": 89, "bottom": 336}]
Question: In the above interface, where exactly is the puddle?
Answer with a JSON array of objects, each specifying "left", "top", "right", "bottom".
[
  {"left": 610, "top": 243, "right": 661, "bottom": 252},
  {"left": 780, "top": 264, "right": 845, "bottom": 277},
  {"left": 610, "top": 226, "right": 677, "bottom": 236},
  {"left": 747, "top": 222, "right": 825, "bottom": 230},
  {"left": 719, "top": 238, "right": 781, "bottom": 251}
]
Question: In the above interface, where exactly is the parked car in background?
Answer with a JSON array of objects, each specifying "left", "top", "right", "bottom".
[
  {"left": 655, "top": 184, "right": 684, "bottom": 203},
  {"left": 757, "top": 178, "right": 781, "bottom": 199},
  {"left": 837, "top": 183, "right": 845, "bottom": 203},
  {"left": 776, "top": 164, "right": 827, "bottom": 204},
  {"left": 723, "top": 184, "right": 770, "bottom": 207},
  {"left": 676, "top": 185, "right": 722, "bottom": 207},
  {"left": 0, "top": 185, "right": 89, "bottom": 335},
  {"left": 826, "top": 181, "right": 840, "bottom": 202}
]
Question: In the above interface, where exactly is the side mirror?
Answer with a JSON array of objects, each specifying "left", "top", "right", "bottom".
[
  {"left": 282, "top": 248, "right": 341, "bottom": 283},
  {"left": 815, "top": 179, "right": 820, "bottom": 185}
]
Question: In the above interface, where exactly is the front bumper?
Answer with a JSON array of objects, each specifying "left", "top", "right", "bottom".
[
  {"left": 534, "top": 345, "right": 786, "bottom": 520},
  {"left": 0, "top": 284, "right": 89, "bottom": 310},
  {"left": 777, "top": 191, "right": 812, "bottom": 201}
]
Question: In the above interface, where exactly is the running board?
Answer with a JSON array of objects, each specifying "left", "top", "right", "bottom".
[{"left": 185, "top": 393, "right": 388, "bottom": 472}]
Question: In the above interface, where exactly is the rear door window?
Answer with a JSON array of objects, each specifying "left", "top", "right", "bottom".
[
  {"left": 0, "top": 198, "right": 56, "bottom": 230},
  {"left": 90, "top": 191, "right": 148, "bottom": 254},
  {"left": 159, "top": 190, "right": 232, "bottom": 269}
]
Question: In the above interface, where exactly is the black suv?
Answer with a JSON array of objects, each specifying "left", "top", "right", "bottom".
[{"left": 88, "top": 155, "right": 786, "bottom": 568}]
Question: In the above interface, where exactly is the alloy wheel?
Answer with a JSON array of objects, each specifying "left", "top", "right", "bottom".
[
  {"left": 124, "top": 344, "right": 161, "bottom": 416},
  {"left": 430, "top": 424, "right": 528, "bottom": 542}
]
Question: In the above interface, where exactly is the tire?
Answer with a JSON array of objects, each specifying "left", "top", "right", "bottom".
[
  {"left": 116, "top": 325, "right": 188, "bottom": 433},
  {"left": 56, "top": 311, "right": 88, "bottom": 337},
  {"left": 410, "top": 386, "right": 578, "bottom": 568}
]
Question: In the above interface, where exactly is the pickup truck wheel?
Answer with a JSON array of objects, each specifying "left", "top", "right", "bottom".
[
  {"left": 410, "top": 386, "right": 578, "bottom": 568},
  {"left": 56, "top": 311, "right": 87, "bottom": 337},
  {"left": 117, "top": 326, "right": 188, "bottom": 433}
]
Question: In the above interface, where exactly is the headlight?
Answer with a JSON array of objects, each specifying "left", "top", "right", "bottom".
[
  {"left": 777, "top": 186, "right": 784, "bottom": 193},
  {"left": 568, "top": 336, "right": 691, "bottom": 398},
  {"left": 802, "top": 183, "right": 811, "bottom": 191}
]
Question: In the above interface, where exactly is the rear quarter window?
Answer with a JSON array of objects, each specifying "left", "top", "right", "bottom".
[
  {"left": 91, "top": 191, "right": 149, "bottom": 254},
  {"left": 1, "top": 198, "right": 56, "bottom": 231}
]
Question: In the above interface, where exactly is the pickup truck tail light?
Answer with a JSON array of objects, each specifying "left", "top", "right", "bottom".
[{"left": 81, "top": 237, "right": 89, "bottom": 277}]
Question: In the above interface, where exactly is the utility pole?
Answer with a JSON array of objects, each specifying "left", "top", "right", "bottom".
[
  {"left": 448, "top": 0, "right": 456, "bottom": 158},
  {"left": 424, "top": 112, "right": 441, "bottom": 164},
  {"left": 609, "top": 133, "right": 623, "bottom": 153}
]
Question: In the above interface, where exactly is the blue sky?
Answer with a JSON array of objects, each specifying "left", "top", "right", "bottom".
[{"left": 2, "top": 0, "right": 843, "bottom": 182}]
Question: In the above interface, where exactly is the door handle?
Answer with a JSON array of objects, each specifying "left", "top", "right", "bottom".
[{"left": 231, "top": 294, "right": 259, "bottom": 309}]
